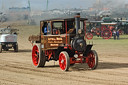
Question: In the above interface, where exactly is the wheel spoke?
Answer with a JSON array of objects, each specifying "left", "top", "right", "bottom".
[
  {"left": 36, "top": 50, "right": 39, "bottom": 53},
  {"left": 35, "top": 54, "right": 38, "bottom": 57}
]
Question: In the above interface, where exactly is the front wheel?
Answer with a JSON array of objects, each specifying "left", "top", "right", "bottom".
[
  {"left": 32, "top": 44, "right": 46, "bottom": 67},
  {"left": 59, "top": 51, "right": 70, "bottom": 71},
  {"left": 101, "top": 29, "right": 112, "bottom": 40},
  {"left": 0, "top": 44, "right": 2, "bottom": 53},
  {"left": 87, "top": 50, "right": 98, "bottom": 70},
  {"left": 14, "top": 43, "right": 18, "bottom": 52}
]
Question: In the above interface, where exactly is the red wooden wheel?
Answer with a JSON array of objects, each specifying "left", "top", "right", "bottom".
[
  {"left": 101, "top": 25, "right": 107, "bottom": 31},
  {"left": 32, "top": 44, "right": 45, "bottom": 67},
  {"left": 32, "top": 45, "right": 39, "bottom": 66},
  {"left": 87, "top": 50, "right": 98, "bottom": 70},
  {"left": 86, "top": 33, "right": 93, "bottom": 40},
  {"left": 101, "top": 29, "right": 112, "bottom": 40},
  {"left": 59, "top": 51, "right": 70, "bottom": 71}
]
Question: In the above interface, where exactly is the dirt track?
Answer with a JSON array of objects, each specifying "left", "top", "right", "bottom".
[{"left": 0, "top": 25, "right": 128, "bottom": 85}]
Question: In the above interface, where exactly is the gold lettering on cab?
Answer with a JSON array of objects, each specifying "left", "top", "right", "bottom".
[
  {"left": 56, "top": 38, "right": 62, "bottom": 40},
  {"left": 48, "top": 38, "right": 56, "bottom": 40},
  {"left": 48, "top": 38, "right": 62, "bottom": 41},
  {"left": 48, "top": 37, "right": 63, "bottom": 47},
  {"left": 48, "top": 41, "right": 62, "bottom": 43},
  {"left": 50, "top": 44, "right": 59, "bottom": 46}
]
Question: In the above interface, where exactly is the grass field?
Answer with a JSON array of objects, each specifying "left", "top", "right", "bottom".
[{"left": 90, "top": 35, "right": 128, "bottom": 46}]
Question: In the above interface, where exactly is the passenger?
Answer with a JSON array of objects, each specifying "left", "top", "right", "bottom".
[
  {"left": 44, "top": 23, "right": 48, "bottom": 35},
  {"left": 53, "top": 28, "right": 58, "bottom": 35},
  {"left": 44, "top": 27, "right": 47, "bottom": 35},
  {"left": 52, "top": 24, "right": 58, "bottom": 35}
]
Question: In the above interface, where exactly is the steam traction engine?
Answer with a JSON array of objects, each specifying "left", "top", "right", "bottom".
[{"left": 29, "top": 13, "right": 98, "bottom": 71}]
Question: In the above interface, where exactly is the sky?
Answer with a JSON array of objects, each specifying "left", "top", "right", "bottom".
[
  {"left": 0, "top": 0, "right": 94, "bottom": 11},
  {"left": 0, "top": 0, "right": 128, "bottom": 11}
]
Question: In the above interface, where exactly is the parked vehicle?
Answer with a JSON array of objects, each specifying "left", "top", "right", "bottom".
[{"left": 0, "top": 27, "right": 18, "bottom": 53}]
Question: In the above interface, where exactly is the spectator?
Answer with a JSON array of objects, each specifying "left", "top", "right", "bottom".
[
  {"left": 116, "top": 30, "right": 120, "bottom": 40},
  {"left": 113, "top": 30, "right": 116, "bottom": 40}
]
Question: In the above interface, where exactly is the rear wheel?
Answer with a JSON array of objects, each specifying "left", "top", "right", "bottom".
[
  {"left": 87, "top": 50, "right": 98, "bottom": 70},
  {"left": 32, "top": 44, "right": 46, "bottom": 67},
  {"left": 102, "top": 29, "right": 112, "bottom": 40},
  {"left": 14, "top": 43, "right": 18, "bottom": 52},
  {"left": 59, "top": 51, "right": 70, "bottom": 71},
  {"left": 0, "top": 44, "right": 2, "bottom": 53}
]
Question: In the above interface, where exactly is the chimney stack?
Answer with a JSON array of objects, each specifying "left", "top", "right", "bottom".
[{"left": 75, "top": 13, "right": 80, "bottom": 35}]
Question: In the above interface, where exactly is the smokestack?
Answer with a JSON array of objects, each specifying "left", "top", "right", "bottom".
[{"left": 75, "top": 13, "right": 80, "bottom": 35}]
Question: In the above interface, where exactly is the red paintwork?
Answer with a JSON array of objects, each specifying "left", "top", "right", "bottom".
[
  {"left": 101, "top": 29, "right": 112, "bottom": 40},
  {"left": 32, "top": 45, "right": 39, "bottom": 66},
  {"left": 70, "top": 53, "right": 85, "bottom": 64},
  {"left": 64, "top": 45, "right": 72, "bottom": 50},
  {"left": 45, "top": 50, "right": 55, "bottom": 60},
  {"left": 91, "top": 29, "right": 95, "bottom": 33},
  {"left": 64, "top": 47, "right": 68, "bottom": 49},
  {"left": 101, "top": 25, "right": 107, "bottom": 31},
  {"left": 86, "top": 51, "right": 95, "bottom": 68},
  {"left": 56, "top": 30, "right": 58, "bottom": 34},
  {"left": 59, "top": 52, "right": 66, "bottom": 70},
  {"left": 119, "top": 29, "right": 123, "bottom": 35},
  {"left": 86, "top": 33, "right": 93, "bottom": 40},
  {"left": 108, "top": 26, "right": 114, "bottom": 30},
  {"left": 70, "top": 50, "right": 96, "bottom": 69},
  {"left": 68, "top": 45, "right": 72, "bottom": 50},
  {"left": 95, "top": 28, "right": 100, "bottom": 35}
]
